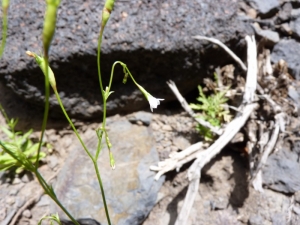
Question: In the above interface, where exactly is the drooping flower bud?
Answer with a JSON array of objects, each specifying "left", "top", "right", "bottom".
[{"left": 26, "top": 51, "right": 57, "bottom": 90}]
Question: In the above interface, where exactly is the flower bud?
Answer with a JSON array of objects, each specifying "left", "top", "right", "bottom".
[
  {"left": 2, "top": 0, "right": 9, "bottom": 9},
  {"left": 26, "top": 51, "right": 57, "bottom": 90},
  {"left": 105, "top": 135, "right": 112, "bottom": 149},
  {"left": 109, "top": 151, "right": 115, "bottom": 170},
  {"left": 43, "top": 0, "right": 60, "bottom": 55},
  {"left": 101, "top": 0, "right": 115, "bottom": 28},
  {"left": 104, "top": 0, "right": 115, "bottom": 12}
]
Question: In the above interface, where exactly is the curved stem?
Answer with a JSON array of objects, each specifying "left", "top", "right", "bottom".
[
  {"left": 124, "top": 67, "right": 139, "bottom": 86},
  {"left": 107, "top": 61, "right": 123, "bottom": 91},
  {"left": 53, "top": 90, "right": 94, "bottom": 161}
]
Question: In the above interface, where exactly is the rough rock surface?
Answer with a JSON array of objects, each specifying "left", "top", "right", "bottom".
[
  {"left": 50, "top": 116, "right": 164, "bottom": 225},
  {"left": 0, "top": 0, "right": 251, "bottom": 119},
  {"left": 244, "top": 0, "right": 280, "bottom": 17},
  {"left": 263, "top": 146, "right": 300, "bottom": 194},
  {"left": 271, "top": 39, "right": 300, "bottom": 80}
]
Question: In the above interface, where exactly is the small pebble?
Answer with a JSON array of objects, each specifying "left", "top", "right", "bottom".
[
  {"left": 22, "top": 209, "right": 32, "bottom": 218},
  {"left": 0, "top": 207, "right": 6, "bottom": 221},
  {"left": 6, "top": 196, "right": 15, "bottom": 205},
  {"left": 162, "top": 125, "right": 172, "bottom": 131},
  {"left": 21, "top": 173, "right": 32, "bottom": 183},
  {"left": 12, "top": 177, "right": 22, "bottom": 185},
  {"left": 9, "top": 188, "right": 18, "bottom": 196},
  {"left": 151, "top": 123, "right": 160, "bottom": 130}
]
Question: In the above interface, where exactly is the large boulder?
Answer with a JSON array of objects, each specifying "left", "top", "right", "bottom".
[
  {"left": 0, "top": 0, "right": 252, "bottom": 119},
  {"left": 50, "top": 115, "right": 164, "bottom": 225}
]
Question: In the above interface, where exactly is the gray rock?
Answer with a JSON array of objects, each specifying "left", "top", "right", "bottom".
[
  {"left": 248, "top": 214, "right": 263, "bottom": 225},
  {"left": 253, "top": 26, "right": 280, "bottom": 47},
  {"left": 51, "top": 118, "right": 164, "bottom": 225},
  {"left": 271, "top": 213, "right": 286, "bottom": 225},
  {"left": 271, "top": 39, "right": 300, "bottom": 80},
  {"left": 290, "top": 17, "right": 300, "bottom": 39},
  {"left": 291, "top": 8, "right": 300, "bottom": 20},
  {"left": 262, "top": 148, "right": 300, "bottom": 194},
  {"left": 277, "top": 2, "right": 293, "bottom": 22},
  {"left": 244, "top": 0, "right": 280, "bottom": 17},
  {"left": 0, "top": 0, "right": 252, "bottom": 119},
  {"left": 127, "top": 111, "right": 152, "bottom": 126}
]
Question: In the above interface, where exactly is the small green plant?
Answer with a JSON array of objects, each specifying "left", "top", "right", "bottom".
[
  {"left": 190, "top": 78, "right": 231, "bottom": 140},
  {"left": 0, "top": 104, "right": 46, "bottom": 173},
  {"left": 38, "top": 213, "right": 61, "bottom": 225}
]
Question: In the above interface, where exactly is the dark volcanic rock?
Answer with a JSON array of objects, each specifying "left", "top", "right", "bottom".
[
  {"left": 290, "top": 17, "right": 300, "bottom": 39},
  {"left": 271, "top": 39, "right": 300, "bottom": 80},
  {"left": 0, "top": 0, "right": 251, "bottom": 119},
  {"left": 244, "top": 0, "right": 280, "bottom": 17},
  {"left": 262, "top": 147, "right": 300, "bottom": 194}
]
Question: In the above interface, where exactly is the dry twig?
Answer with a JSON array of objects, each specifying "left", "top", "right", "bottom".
[
  {"left": 192, "top": 35, "right": 247, "bottom": 71},
  {"left": 252, "top": 113, "right": 285, "bottom": 192},
  {"left": 174, "top": 103, "right": 258, "bottom": 225},
  {"left": 244, "top": 36, "right": 257, "bottom": 103},
  {"left": 174, "top": 35, "right": 258, "bottom": 225},
  {"left": 167, "top": 80, "right": 223, "bottom": 135}
]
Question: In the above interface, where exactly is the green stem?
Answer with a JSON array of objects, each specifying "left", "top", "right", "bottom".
[
  {"left": 96, "top": 24, "right": 112, "bottom": 225},
  {"left": 92, "top": 160, "right": 111, "bottom": 225},
  {"left": 107, "top": 61, "right": 122, "bottom": 91},
  {"left": 95, "top": 129, "right": 104, "bottom": 160},
  {"left": 96, "top": 26, "right": 107, "bottom": 158},
  {"left": 124, "top": 67, "right": 139, "bottom": 86},
  {"left": 35, "top": 57, "right": 50, "bottom": 168},
  {"left": 0, "top": 3, "right": 8, "bottom": 58},
  {"left": 35, "top": 169, "right": 79, "bottom": 225},
  {"left": 53, "top": 90, "right": 94, "bottom": 160}
]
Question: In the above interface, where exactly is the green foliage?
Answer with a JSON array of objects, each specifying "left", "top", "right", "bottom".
[
  {"left": 38, "top": 213, "right": 61, "bottom": 225},
  {"left": 190, "top": 84, "right": 231, "bottom": 140},
  {"left": 0, "top": 105, "right": 46, "bottom": 173}
]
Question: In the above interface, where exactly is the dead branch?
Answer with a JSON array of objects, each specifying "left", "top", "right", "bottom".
[
  {"left": 174, "top": 103, "right": 258, "bottom": 225},
  {"left": 167, "top": 80, "right": 223, "bottom": 135},
  {"left": 192, "top": 35, "right": 247, "bottom": 71},
  {"left": 244, "top": 36, "right": 258, "bottom": 103},
  {"left": 252, "top": 113, "right": 285, "bottom": 192},
  {"left": 174, "top": 35, "right": 258, "bottom": 225},
  {"left": 150, "top": 141, "right": 209, "bottom": 180}
]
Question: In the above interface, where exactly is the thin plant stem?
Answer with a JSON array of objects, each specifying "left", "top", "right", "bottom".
[
  {"left": 0, "top": 1, "right": 8, "bottom": 58},
  {"left": 35, "top": 57, "right": 50, "bottom": 169},
  {"left": 96, "top": 26, "right": 108, "bottom": 138},
  {"left": 53, "top": 90, "right": 93, "bottom": 160},
  {"left": 124, "top": 67, "right": 139, "bottom": 86},
  {"left": 92, "top": 160, "right": 111, "bottom": 224},
  {"left": 107, "top": 61, "right": 122, "bottom": 91},
  {"left": 96, "top": 24, "right": 112, "bottom": 225},
  {"left": 34, "top": 169, "right": 79, "bottom": 225}
]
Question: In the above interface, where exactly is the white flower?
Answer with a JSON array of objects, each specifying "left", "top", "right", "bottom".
[
  {"left": 147, "top": 94, "right": 164, "bottom": 112},
  {"left": 136, "top": 84, "right": 164, "bottom": 112}
]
